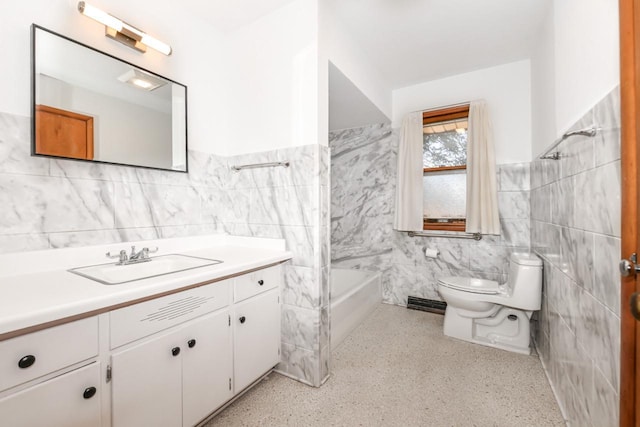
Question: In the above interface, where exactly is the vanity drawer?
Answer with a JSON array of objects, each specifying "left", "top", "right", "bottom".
[
  {"left": 0, "top": 317, "right": 98, "bottom": 392},
  {"left": 110, "top": 279, "right": 231, "bottom": 349},
  {"left": 234, "top": 265, "right": 280, "bottom": 303}
]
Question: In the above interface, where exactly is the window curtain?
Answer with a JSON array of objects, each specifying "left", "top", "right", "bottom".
[
  {"left": 466, "top": 100, "right": 500, "bottom": 235},
  {"left": 393, "top": 112, "right": 423, "bottom": 231}
]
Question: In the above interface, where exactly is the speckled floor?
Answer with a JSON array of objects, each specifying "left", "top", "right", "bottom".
[{"left": 205, "top": 304, "right": 565, "bottom": 427}]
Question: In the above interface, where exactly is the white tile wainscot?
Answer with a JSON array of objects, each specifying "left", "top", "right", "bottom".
[{"left": 0, "top": 234, "right": 292, "bottom": 427}]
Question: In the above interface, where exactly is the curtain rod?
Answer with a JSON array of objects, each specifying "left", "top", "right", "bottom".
[
  {"left": 409, "top": 99, "right": 492, "bottom": 114},
  {"left": 411, "top": 101, "right": 470, "bottom": 114}
]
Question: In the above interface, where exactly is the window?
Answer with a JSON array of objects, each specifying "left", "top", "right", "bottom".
[{"left": 422, "top": 105, "right": 469, "bottom": 231}]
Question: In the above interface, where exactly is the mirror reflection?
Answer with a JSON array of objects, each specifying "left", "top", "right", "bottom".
[{"left": 32, "top": 25, "right": 188, "bottom": 172}]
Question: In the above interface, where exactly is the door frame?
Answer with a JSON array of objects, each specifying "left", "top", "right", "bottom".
[{"left": 619, "top": 0, "right": 639, "bottom": 424}]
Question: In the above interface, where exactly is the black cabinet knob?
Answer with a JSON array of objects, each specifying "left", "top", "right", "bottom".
[
  {"left": 83, "top": 387, "right": 97, "bottom": 399},
  {"left": 18, "top": 355, "right": 36, "bottom": 369},
  {"left": 239, "top": 316, "right": 246, "bottom": 324},
  {"left": 171, "top": 347, "right": 181, "bottom": 357},
  {"left": 258, "top": 280, "right": 264, "bottom": 286},
  {"left": 188, "top": 339, "right": 196, "bottom": 348}
]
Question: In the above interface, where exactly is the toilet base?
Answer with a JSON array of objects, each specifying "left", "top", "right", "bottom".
[{"left": 442, "top": 306, "right": 532, "bottom": 355}]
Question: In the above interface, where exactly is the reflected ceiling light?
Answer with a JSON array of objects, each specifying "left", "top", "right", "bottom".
[
  {"left": 118, "top": 69, "right": 167, "bottom": 91},
  {"left": 77, "top": 1, "right": 172, "bottom": 56}
]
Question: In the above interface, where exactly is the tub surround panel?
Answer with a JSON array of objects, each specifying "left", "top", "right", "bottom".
[
  {"left": 201, "top": 188, "right": 251, "bottom": 225},
  {"left": 282, "top": 265, "right": 320, "bottom": 310},
  {"left": 224, "top": 145, "right": 330, "bottom": 387},
  {"left": 497, "top": 191, "right": 530, "bottom": 219},
  {"left": 330, "top": 123, "right": 531, "bottom": 306},
  {"left": 499, "top": 162, "right": 531, "bottom": 191},
  {"left": 559, "top": 112, "right": 597, "bottom": 179},
  {"left": 592, "top": 234, "right": 621, "bottom": 315},
  {"left": 278, "top": 343, "right": 319, "bottom": 387},
  {"left": 574, "top": 161, "right": 621, "bottom": 236},
  {"left": 532, "top": 86, "right": 620, "bottom": 426},
  {"left": 0, "top": 110, "right": 330, "bottom": 387},
  {"left": 281, "top": 304, "right": 320, "bottom": 351},
  {"left": 594, "top": 88, "right": 621, "bottom": 167},
  {"left": 499, "top": 220, "right": 531, "bottom": 247},
  {"left": 250, "top": 186, "right": 316, "bottom": 227}
]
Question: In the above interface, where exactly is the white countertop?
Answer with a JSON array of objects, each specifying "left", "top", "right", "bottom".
[{"left": 0, "top": 235, "right": 292, "bottom": 338}]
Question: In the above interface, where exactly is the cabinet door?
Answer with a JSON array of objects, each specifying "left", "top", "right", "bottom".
[
  {"left": 0, "top": 362, "right": 101, "bottom": 427},
  {"left": 233, "top": 289, "right": 280, "bottom": 393},
  {"left": 182, "top": 310, "right": 232, "bottom": 427},
  {"left": 111, "top": 329, "right": 182, "bottom": 427}
]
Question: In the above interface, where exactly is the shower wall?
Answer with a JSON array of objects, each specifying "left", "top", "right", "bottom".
[
  {"left": 531, "top": 87, "right": 620, "bottom": 426},
  {"left": 330, "top": 123, "right": 531, "bottom": 305}
]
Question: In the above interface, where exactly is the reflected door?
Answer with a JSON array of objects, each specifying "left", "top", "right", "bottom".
[{"left": 35, "top": 104, "right": 94, "bottom": 160}]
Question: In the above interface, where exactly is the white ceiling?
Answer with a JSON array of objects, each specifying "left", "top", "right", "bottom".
[
  {"left": 186, "top": 0, "right": 552, "bottom": 130},
  {"left": 328, "top": 0, "right": 551, "bottom": 90},
  {"left": 188, "top": 0, "right": 296, "bottom": 33}
]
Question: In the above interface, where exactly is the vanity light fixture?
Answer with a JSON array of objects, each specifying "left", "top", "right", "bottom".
[
  {"left": 77, "top": 1, "right": 172, "bottom": 56},
  {"left": 117, "top": 69, "right": 167, "bottom": 91}
]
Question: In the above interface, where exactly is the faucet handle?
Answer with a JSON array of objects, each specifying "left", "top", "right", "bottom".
[
  {"left": 106, "top": 249, "right": 125, "bottom": 259},
  {"left": 106, "top": 249, "right": 128, "bottom": 264},
  {"left": 139, "top": 247, "right": 158, "bottom": 260}
]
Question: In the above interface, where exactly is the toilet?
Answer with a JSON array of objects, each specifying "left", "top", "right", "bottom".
[{"left": 436, "top": 252, "right": 543, "bottom": 355}]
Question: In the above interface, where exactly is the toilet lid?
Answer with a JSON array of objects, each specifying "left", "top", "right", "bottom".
[{"left": 437, "top": 276, "right": 500, "bottom": 294}]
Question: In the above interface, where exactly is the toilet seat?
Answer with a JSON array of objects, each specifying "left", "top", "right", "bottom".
[{"left": 437, "top": 276, "right": 500, "bottom": 295}]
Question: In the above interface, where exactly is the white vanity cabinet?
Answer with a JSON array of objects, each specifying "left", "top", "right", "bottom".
[
  {"left": 0, "top": 317, "right": 101, "bottom": 427},
  {"left": 0, "top": 363, "right": 102, "bottom": 427},
  {"left": 110, "top": 264, "right": 282, "bottom": 426},
  {"left": 111, "top": 309, "right": 232, "bottom": 427},
  {"left": 110, "top": 279, "right": 233, "bottom": 427},
  {"left": 0, "top": 262, "right": 284, "bottom": 427},
  {"left": 233, "top": 289, "right": 280, "bottom": 393}
]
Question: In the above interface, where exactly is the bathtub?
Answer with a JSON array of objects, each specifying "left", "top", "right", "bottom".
[{"left": 331, "top": 268, "right": 382, "bottom": 350}]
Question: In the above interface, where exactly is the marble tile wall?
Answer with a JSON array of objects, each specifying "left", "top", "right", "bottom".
[
  {"left": 330, "top": 123, "right": 531, "bottom": 307},
  {"left": 531, "top": 87, "right": 620, "bottom": 426},
  {"left": 223, "top": 145, "right": 331, "bottom": 386},
  {"left": 0, "top": 111, "right": 330, "bottom": 387}
]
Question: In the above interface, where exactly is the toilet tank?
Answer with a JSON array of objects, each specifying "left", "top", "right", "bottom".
[{"left": 505, "top": 253, "right": 543, "bottom": 310}]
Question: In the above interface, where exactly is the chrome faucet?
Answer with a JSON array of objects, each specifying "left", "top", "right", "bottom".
[
  {"left": 106, "top": 246, "right": 158, "bottom": 265},
  {"left": 129, "top": 246, "right": 145, "bottom": 261}
]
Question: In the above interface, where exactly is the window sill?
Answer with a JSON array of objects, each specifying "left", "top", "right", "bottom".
[{"left": 422, "top": 222, "right": 466, "bottom": 232}]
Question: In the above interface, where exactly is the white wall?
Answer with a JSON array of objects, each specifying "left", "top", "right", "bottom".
[
  {"left": 321, "top": 2, "right": 392, "bottom": 121},
  {"left": 531, "top": 0, "right": 619, "bottom": 157},
  {"left": 530, "top": 4, "right": 556, "bottom": 157},
  {"left": 392, "top": 60, "right": 532, "bottom": 165},
  {"left": 216, "top": 0, "right": 320, "bottom": 156},
  {"left": 553, "top": 0, "right": 619, "bottom": 138},
  {"left": 0, "top": 0, "right": 226, "bottom": 155}
]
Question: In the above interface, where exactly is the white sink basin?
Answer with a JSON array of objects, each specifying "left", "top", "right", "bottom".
[{"left": 69, "top": 254, "right": 223, "bottom": 285}]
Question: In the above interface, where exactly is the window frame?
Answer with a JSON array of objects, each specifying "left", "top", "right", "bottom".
[{"left": 422, "top": 105, "right": 470, "bottom": 232}]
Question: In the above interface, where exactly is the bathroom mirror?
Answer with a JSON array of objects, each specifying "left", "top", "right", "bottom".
[{"left": 31, "top": 24, "right": 188, "bottom": 172}]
